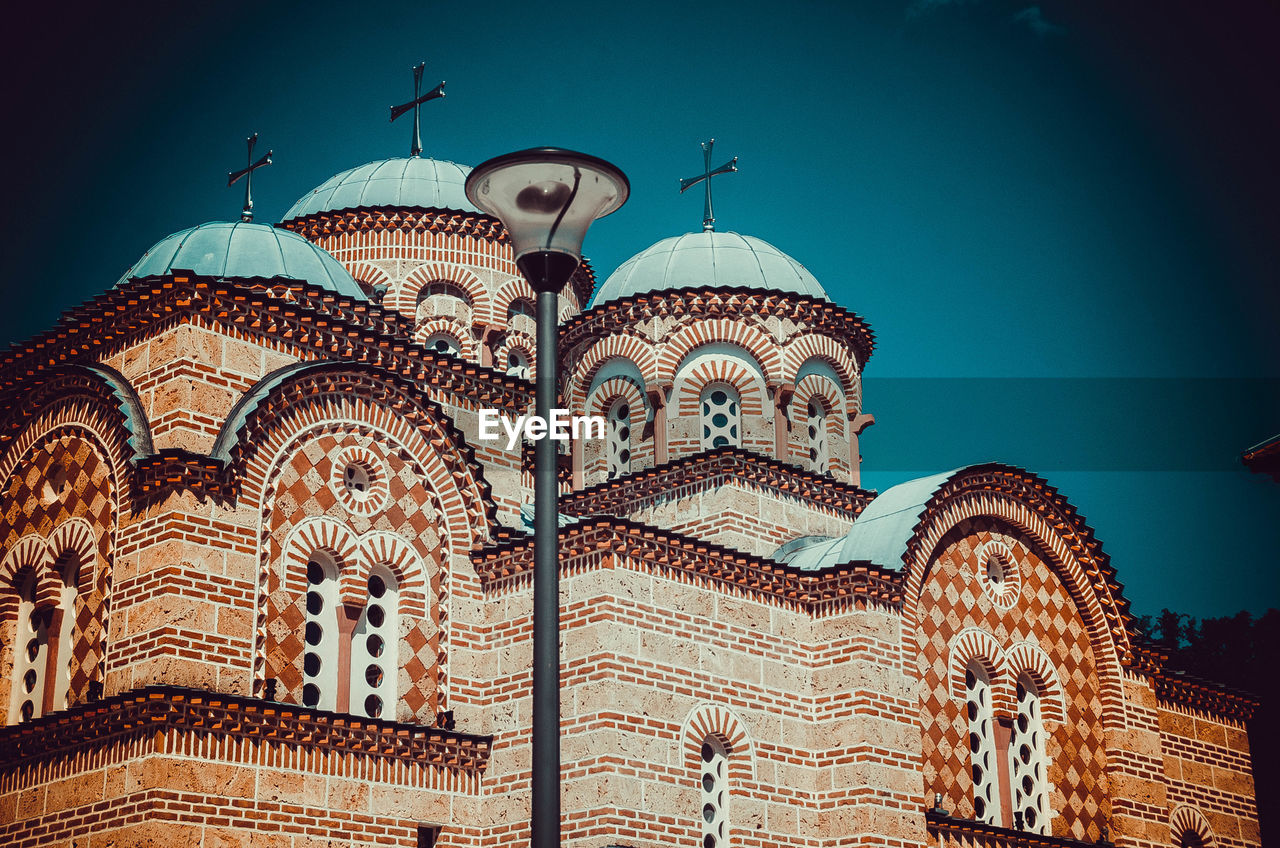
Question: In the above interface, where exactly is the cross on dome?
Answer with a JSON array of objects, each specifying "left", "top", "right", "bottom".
[
  {"left": 227, "top": 133, "right": 272, "bottom": 223},
  {"left": 678, "top": 138, "right": 737, "bottom": 232},
  {"left": 390, "top": 61, "right": 446, "bottom": 158}
]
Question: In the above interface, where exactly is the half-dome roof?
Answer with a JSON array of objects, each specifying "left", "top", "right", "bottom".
[
  {"left": 281, "top": 157, "right": 477, "bottom": 221},
  {"left": 592, "top": 231, "right": 828, "bottom": 307},
  {"left": 117, "top": 221, "right": 365, "bottom": 300}
]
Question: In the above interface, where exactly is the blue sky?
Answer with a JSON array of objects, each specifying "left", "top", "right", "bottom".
[{"left": 1, "top": 0, "right": 1276, "bottom": 618}]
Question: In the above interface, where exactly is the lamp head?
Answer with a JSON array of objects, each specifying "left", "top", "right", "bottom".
[{"left": 466, "top": 147, "right": 628, "bottom": 292}]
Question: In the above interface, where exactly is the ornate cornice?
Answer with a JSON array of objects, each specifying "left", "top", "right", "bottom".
[
  {"left": 473, "top": 516, "right": 903, "bottom": 615},
  {"left": 561, "top": 287, "right": 876, "bottom": 370},
  {"left": 1153, "top": 669, "right": 1259, "bottom": 721},
  {"left": 276, "top": 208, "right": 597, "bottom": 306},
  {"left": 0, "top": 685, "right": 492, "bottom": 774},
  {"left": 561, "top": 446, "right": 874, "bottom": 521},
  {"left": 0, "top": 274, "right": 531, "bottom": 414},
  {"left": 134, "top": 449, "right": 228, "bottom": 504},
  {"left": 925, "top": 810, "right": 1109, "bottom": 848}
]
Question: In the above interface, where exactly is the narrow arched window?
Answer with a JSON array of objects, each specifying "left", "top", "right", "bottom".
[
  {"left": 700, "top": 383, "right": 740, "bottom": 450},
  {"left": 49, "top": 552, "right": 79, "bottom": 712},
  {"left": 1010, "top": 674, "right": 1049, "bottom": 833},
  {"left": 302, "top": 553, "right": 340, "bottom": 711},
  {"left": 348, "top": 566, "right": 399, "bottom": 720},
  {"left": 700, "top": 736, "right": 728, "bottom": 848},
  {"left": 806, "top": 398, "right": 829, "bottom": 473},
  {"left": 965, "top": 661, "right": 1000, "bottom": 825},
  {"left": 606, "top": 398, "right": 632, "bottom": 479},
  {"left": 8, "top": 571, "right": 48, "bottom": 724}
]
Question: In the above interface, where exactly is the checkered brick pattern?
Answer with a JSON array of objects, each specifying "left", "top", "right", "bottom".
[
  {"left": 0, "top": 432, "right": 115, "bottom": 709},
  {"left": 261, "top": 429, "right": 444, "bottom": 722},
  {"left": 917, "top": 518, "right": 1107, "bottom": 842}
]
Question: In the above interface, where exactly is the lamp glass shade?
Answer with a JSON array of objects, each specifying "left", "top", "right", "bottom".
[{"left": 465, "top": 148, "right": 629, "bottom": 264}]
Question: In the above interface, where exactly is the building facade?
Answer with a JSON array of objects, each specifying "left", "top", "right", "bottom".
[{"left": 0, "top": 150, "right": 1259, "bottom": 847}]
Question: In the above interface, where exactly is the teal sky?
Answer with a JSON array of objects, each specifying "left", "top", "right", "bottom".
[{"left": 1, "top": 0, "right": 1276, "bottom": 619}]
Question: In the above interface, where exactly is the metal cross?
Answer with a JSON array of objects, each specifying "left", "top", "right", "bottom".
[
  {"left": 227, "top": 133, "right": 272, "bottom": 223},
  {"left": 678, "top": 139, "right": 737, "bottom": 232},
  {"left": 390, "top": 62, "right": 446, "bottom": 158}
]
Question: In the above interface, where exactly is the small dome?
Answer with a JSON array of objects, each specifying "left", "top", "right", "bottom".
[
  {"left": 591, "top": 231, "right": 828, "bottom": 307},
  {"left": 118, "top": 221, "right": 365, "bottom": 300},
  {"left": 281, "top": 157, "right": 477, "bottom": 221}
]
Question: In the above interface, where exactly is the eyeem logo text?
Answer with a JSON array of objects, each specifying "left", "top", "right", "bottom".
[{"left": 478, "top": 409, "right": 605, "bottom": 450}]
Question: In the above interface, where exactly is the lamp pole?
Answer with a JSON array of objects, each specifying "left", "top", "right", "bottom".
[{"left": 466, "top": 151, "right": 628, "bottom": 848}]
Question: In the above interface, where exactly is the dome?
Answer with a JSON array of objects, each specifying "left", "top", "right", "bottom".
[
  {"left": 117, "top": 221, "right": 366, "bottom": 300},
  {"left": 281, "top": 157, "right": 477, "bottom": 221},
  {"left": 591, "top": 231, "right": 828, "bottom": 307}
]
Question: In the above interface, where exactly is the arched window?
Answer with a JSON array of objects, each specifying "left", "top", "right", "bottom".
[
  {"left": 606, "top": 398, "right": 632, "bottom": 479},
  {"left": 700, "top": 735, "right": 728, "bottom": 848},
  {"left": 424, "top": 333, "right": 461, "bottom": 357},
  {"left": 1010, "top": 674, "right": 1049, "bottom": 833},
  {"left": 348, "top": 566, "right": 399, "bottom": 720},
  {"left": 416, "top": 281, "right": 473, "bottom": 325},
  {"left": 965, "top": 661, "right": 1000, "bottom": 825},
  {"left": 700, "top": 383, "right": 740, "bottom": 450},
  {"left": 1177, "top": 831, "right": 1205, "bottom": 848},
  {"left": 8, "top": 571, "right": 47, "bottom": 724},
  {"left": 506, "top": 349, "right": 530, "bottom": 379},
  {"left": 806, "top": 398, "right": 829, "bottom": 473},
  {"left": 302, "top": 553, "right": 341, "bottom": 711},
  {"left": 48, "top": 552, "right": 79, "bottom": 712}
]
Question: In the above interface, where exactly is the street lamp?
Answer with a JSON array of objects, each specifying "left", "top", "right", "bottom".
[{"left": 465, "top": 149, "right": 628, "bottom": 848}]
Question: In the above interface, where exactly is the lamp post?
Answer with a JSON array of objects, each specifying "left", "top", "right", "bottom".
[{"left": 465, "top": 149, "right": 628, "bottom": 848}]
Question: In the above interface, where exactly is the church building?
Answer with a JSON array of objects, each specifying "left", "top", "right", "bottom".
[{"left": 0, "top": 102, "right": 1259, "bottom": 847}]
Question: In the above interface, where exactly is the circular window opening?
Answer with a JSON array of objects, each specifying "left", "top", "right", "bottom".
[
  {"left": 364, "top": 694, "right": 383, "bottom": 718},
  {"left": 986, "top": 554, "right": 1005, "bottom": 586},
  {"left": 302, "top": 683, "right": 320, "bottom": 707},
  {"left": 343, "top": 463, "right": 373, "bottom": 499}
]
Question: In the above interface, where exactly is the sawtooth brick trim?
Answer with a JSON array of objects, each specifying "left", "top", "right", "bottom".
[{"left": 561, "top": 446, "right": 873, "bottom": 521}]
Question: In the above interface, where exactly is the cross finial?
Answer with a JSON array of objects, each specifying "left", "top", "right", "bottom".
[
  {"left": 678, "top": 139, "right": 737, "bottom": 232},
  {"left": 227, "top": 133, "right": 272, "bottom": 223},
  {"left": 390, "top": 62, "right": 446, "bottom": 158}
]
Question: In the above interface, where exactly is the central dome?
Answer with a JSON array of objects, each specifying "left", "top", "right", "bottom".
[
  {"left": 281, "top": 157, "right": 477, "bottom": 222},
  {"left": 117, "top": 222, "right": 365, "bottom": 300},
  {"left": 591, "top": 231, "right": 828, "bottom": 307}
]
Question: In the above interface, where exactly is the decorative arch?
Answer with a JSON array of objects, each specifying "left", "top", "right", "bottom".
[
  {"left": 586, "top": 376, "right": 647, "bottom": 421},
  {"left": 414, "top": 318, "right": 474, "bottom": 359},
  {"left": 1006, "top": 640, "right": 1066, "bottom": 723},
  {"left": 681, "top": 703, "right": 755, "bottom": 783},
  {"left": 352, "top": 531, "right": 429, "bottom": 617},
  {"left": 674, "top": 356, "right": 766, "bottom": 417},
  {"left": 0, "top": 365, "right": 147, "bottom": 495},
  {"left": 0, "top": 534, "right": 55, "bottom": 608},
  {"left": 282, "top": 518, "right": 360, "bottom": 586},
  {"left": 781, "top": 335, "right": 862, "bottom": 397},
  {"left": 1169, "top": 806, "right": 1215, "bottom": 847},
  {"left": 494, "top": 333, "right": 535, "bottom": 380},
  {"left": 793, "top": 373, "right": 847, "bottom": 437},
  {"left": 389, "top": 263, "right": 490, "bottom": 322},
  {"left": 568, "top": 334, "right": 658, "bottom": 409},
  {"left": 900, "top": 465, "right": 1130, "bottom": 730},
  {"left": 491, "top": 277, "right": 538, "bottom": 327},
  {"left": 948, "top": 627, "right": 1009, "bottom": 709},
  {"left": 343, "top": 262, "right": 391, "bottom": 292},
  {"left": 658, "top": 319, "right": 779, "bottom": 385},
  {"left": 223, "top": 362, "right": 494, "bottom": 539}
]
